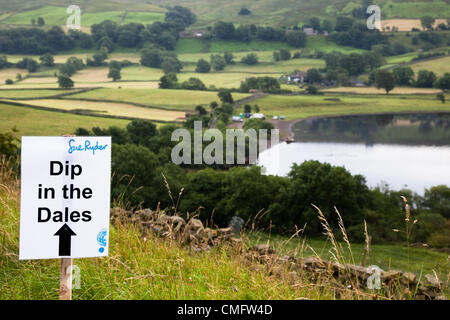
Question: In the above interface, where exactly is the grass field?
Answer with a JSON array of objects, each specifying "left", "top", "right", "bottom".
[
  {"left": 322, "top": 87, "right": 442, "bottom": 95},
  {"left": 0, "top": 103, "right": 129, "bottom": 136},
  {"left": 409, "top": 56, "right": 450, "bottom": 77},
  {"left": 249, "top": 232, "right": 450, "bottom": 283},
  {"left": 0, "top": 5, "right": 166, "bottom": 27},
  {"left": 0, "top": 68, "right": 27, "bottom": 84},
  {"left": 121, "top": 66, "right": 164, "bottom": 81},
  {"left": 381, "top": 0, "right": 450, "bottom": 19},
  {"left": 305, "top": 36, "right": 367, "bottom": 54},
  {"left": 0, "top": 89, "right": 82, "bottom": 98},
  {"left": 177, "top": 72, "right": 283, "bottom": 89},
  {"left": 238, "top": 93, "right": 450, "bottom": 120},
  {"left": 11, "top": 99, "right": 185, "bottom": 122},
  {"left": 68, "top": 88, "right": 251, "bottom": 111}
]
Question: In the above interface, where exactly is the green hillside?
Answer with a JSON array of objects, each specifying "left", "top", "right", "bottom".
[{"left": 0, "top": 0, "right": 449, "bottom": 28}]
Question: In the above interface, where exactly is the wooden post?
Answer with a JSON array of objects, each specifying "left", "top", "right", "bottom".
[
  {"left": 60, "top": 134, "right": 75, "bottom": 300},
  {"left": 59, "top": 258, "right": 73, "bottom": 300}
]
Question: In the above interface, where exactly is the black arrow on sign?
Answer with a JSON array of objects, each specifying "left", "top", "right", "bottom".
[{"left": 54, "top": 224, "right": 76, "bottom": 256}]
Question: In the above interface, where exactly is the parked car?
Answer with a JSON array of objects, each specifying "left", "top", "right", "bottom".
[{"left": 250, "top": 113, "right": 266, "bottom": 120}]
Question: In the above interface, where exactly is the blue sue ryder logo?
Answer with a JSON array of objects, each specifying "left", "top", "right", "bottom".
[
  {"left": 68, "top": 138, "right": 108, "bottom": 156},
  {"left": 97, "top": 229, "right": 108, "bottom": 253}
]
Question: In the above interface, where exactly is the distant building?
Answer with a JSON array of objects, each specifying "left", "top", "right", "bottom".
[
  {"left": 303, "top": 27, "right": 319, "bottom": 36},
  {"left": 287, "top": 71, "right": 306, "bottom": 84},
  {"left": 349, "top": 80, "right": 366, "bottom": 87},
  {"left": 179, "top": 30, "right": 208, "bottom": 38}
]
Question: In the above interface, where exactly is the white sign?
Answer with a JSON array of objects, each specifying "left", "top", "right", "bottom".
[{"left": 19, "top": 136, "right": 111, "bottom": 260}]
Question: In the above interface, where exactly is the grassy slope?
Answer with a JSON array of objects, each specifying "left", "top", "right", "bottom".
[
  {"left": 409, "top": 56, "right": 450, "bottom": 77},
  {"left": 0, "top": 103, "right": 129, "bottom": 135},
  {"left": 1, "top": 0, "right": 449, "bottom": 28},
  {"left": 0, "top": 170, "right": 331, "bottom": 300}
]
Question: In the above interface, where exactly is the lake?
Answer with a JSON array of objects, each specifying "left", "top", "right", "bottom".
[{"left": 258, "top": 113, "right": 450, "bottom": 193}]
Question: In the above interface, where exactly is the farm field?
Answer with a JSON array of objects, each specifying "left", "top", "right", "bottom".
[
  {"left": 0, "top": 6, "right": 166, "bottom": 27},
  {"left": 322, "top": 87, "right": 442, "bottom": 95},
  {"left": 10, "top": 99, "right": 185, "bottom": 122},
  {"left": 238, "top": 93, "right": 450, "bottom": 120},
  {"left": 0, "top": 68, "right": 27, "bottom": 84},
  {"left": 381, "top": 0, "right": 450, "bottom": 19},
  {"left": 68, "top": 88, "right": 252, "bottom": 111},
  {"left": 382, "top": 19, "right": 449, "bottom": 32},
  {"left": 0, "top": 88, "right": 82, "bottom": 98},
  {"left": 0, "top": 102, "right": 129, "bottom": 136},
  {"left": 409, "top": 56, "right": 450, "bottom": 76}
]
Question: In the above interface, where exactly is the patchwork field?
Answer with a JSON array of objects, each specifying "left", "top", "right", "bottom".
[
  {"left": 238, "top": 93, "right": 450, "bottom": 120},
  {"left": 177, "top": 72, "right": 283, "bottom": 88},
  {"left": 0, "top": 102, "right": 129, "bottom": 136},
  {"left": 382, "top": 19, "right": 449, "bottom": 32},
  {"left": 68, "top": 88, "right": 252, "bottom": 111},
  {"left": 11, "top": 99, "right": 185, "bottom": 122}
]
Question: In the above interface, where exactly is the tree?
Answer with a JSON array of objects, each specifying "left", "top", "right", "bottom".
[
  {"left": 392, "top": 67, "right": 415, "bottom": 86},
  {"left": 37, "top": 17, "right": 45, "bottom": 27},
  {"left": 238, "top": 8, "right": 251, "bottom": 16},
  {"left": 286, "top": 31, "right": 307, "bottom": 48},
  {"left": 420, "top": 16, "right": 435, "bottom": 30},
  {"left": 159, "top": 73, "right": 178, "bottom": 89},
  {"left": 26, "top": 59, "right": 39, "bottom": 73},
  {"left": 308, "top": 17, "right": 321, "bottom": 31},
  {"left": 58, "top": 74, "right": 74, "bottom": 89},
  {"left": 241, "top": 53, "right": 259, "bottom": 65},
  {"left": 195, "top": 105, "right": 207, "bottom": 116},
  {"left": 273, "top": 51, "right": 280, "bottom": 62},
  {"left": 181, "top": 77, "right": 207, "bottom": 90},
  {"left": 195, "top": 58, "right": 211, "bottom": 73},
  {"left": 224, "top": 52, "right": 234, "bottom": 64},
  {"left": 162, "top": 56, "right": 182, "bottom": 74},
  {"left": 416, "top": 70, "right": 437, "bottom": 88},
  {"left": 218, "top": 90, "right": 233, "bottom": 104},
  {"left": 306, "top": 85, "right": 319, "bottom": 94},
  {"left": 39, "top": 53, "right": 54, "bottom": 67},
  {"left": 126, "top": 119, "right": 157, "bottom": 147},
  {"left": 108, "top": 67, "right": 121, "bottom": 81},
  {"left": 375, "top": 70, "right": 395, "bottom": 94},
  {"left": 213, "top": 21, "right": 235, "bottom": 40},
  {"left": 436, "top": 93, "right": 445, "bottom": 103},
  {"left": 279, "top": 49, "right": 291, "bottom": 61},
  {"left": 434, "top": 73, "right": 450, "bottom": 91},
  {"left": 306, "top": 68, "right": 322, "bottom": 83},
  {"left": 210, "top": 54, "right": 227, "bottom": 71},
  {"left": 244, "top": 104, "right": 252, "bottom": 114},
  {"left": 140, "top": 48, "right": 163, "bottom": 68}
]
